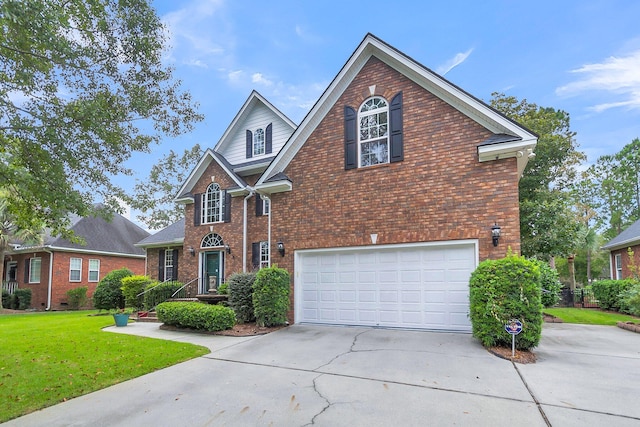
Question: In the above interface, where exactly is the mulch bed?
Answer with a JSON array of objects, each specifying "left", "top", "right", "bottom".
[
  {"left": 488, "top": 346, "right": 537, "bottom": 364},
  {"left": 159, "top": 322, "right": 287, "bottom": 337}
]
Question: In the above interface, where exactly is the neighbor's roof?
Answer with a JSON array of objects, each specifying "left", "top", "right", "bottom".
[
  {"left": 136, "top": 218, "right": 185, "bottom": 248},
  {"left": 602, "top": 219, "right": 640, "bottom": 251}
]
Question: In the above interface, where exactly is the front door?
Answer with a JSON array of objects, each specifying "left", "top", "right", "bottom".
[{"left": 201, "top": 251, "right": 221, "bottom": 293}]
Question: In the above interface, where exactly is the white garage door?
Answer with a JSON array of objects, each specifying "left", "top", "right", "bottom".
[{"left": 295, "top": 242, "right": 477, "bottom": 332}]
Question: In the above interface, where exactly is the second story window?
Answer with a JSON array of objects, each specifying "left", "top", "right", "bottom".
[
  {"left": 202, "top": 183, "right": 222, "bottom": 224},
  {"left": 253, "top": 128, "right": 265, "bottom": 156},
  {"left": 359, "top": 97, "right": 389, "bottom": 167}
]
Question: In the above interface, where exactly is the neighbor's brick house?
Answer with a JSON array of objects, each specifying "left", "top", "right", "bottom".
[
  {"left": 2, "top": 206, "right": 149, "bottom": 310},
  {"left": 138, "top": 34, "right": 537, "bottom": 332},
  {"left": 602, "top": 219, "right": 640, "bottom": 279}
]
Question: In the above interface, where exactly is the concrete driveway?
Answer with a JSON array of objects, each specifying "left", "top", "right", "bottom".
[{"left": 4, "top": 322, "right": 640, "bottom": 426}]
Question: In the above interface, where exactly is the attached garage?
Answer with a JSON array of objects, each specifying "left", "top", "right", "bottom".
[{"left": 294, "top": 241, "right": 478, "bottom": 332}]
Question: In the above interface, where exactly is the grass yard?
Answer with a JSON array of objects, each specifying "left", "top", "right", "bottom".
[
  {"left": 544, "top": 307, "right": 639, "bottom": 325},
  {"left": 0, "top": 311, "right": 209, "bottom": 423}
]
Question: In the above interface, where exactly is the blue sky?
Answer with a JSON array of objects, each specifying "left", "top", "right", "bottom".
[{"left": 123, "top": 0, "right": 640, "bottom": 219}]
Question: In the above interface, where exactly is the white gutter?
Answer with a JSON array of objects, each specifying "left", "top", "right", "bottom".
[
  {"left": 243, "top": 190, "right": 254, "bottom": 272},
  {"left": 44, "top": 249, "right": 53, "bottom": 310}
]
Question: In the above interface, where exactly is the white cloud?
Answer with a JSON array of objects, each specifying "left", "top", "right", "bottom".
[
  {"left": 556, "top": 49, "right": 640, "bottom": 112},
  {"left": 227, "top": 70, "right": 243, "bottom": 82},
  {"left": 436, "top": 48, "right": 473, "bottom": 76},
  {"left": 252, "top": 73, "right": 273, "bottom": 86}
]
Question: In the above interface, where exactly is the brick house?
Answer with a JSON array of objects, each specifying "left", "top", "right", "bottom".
[
  {"left": 602, "top": 219, "right": 640, "bottom": 279},
  {"left": 2, "top": 206, "right": 149, "bottom": 310},
  {"left": 139, "top": 34, "right": 537, "bottom": 332}
]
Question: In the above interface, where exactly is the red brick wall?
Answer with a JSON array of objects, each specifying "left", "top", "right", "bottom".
[
  {"left": 3, "top": 251, "right": 145, "bottom": 310},
  {"left": 269, "top": 58, "right": 522, "bottom": 320},
  {"left": 610, "top": 245, "right": 640, "bottom": 279}
]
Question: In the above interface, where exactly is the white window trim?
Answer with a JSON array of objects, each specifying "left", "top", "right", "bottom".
[
  {"left": 615, "top": 253, "right": 623, "bottom": 280},
  {"left": 260, "top": 241, "right": 269, "bottom": 269},
  {"left": 88, "top": 259, "right": 100, "bottom": 282},
  {"left": 358, "top": 96, "right": 389, "bottom": 168},
  {"left": 165, "top": 250, "right": 174, "bottom": 281},
  {"left": 201, "top": 183, "right": 222, "bottom": 224},
  {"left": 253, "top": 127, "right": 265, "bottom": 157},
  {"left": 29, "top": 257, "right": 41, "bottom": 284},
  {"left": 69, "top": 257, "right": 82, "bottom": 282},
  {"left": 6, "top": 261, "right": 17, "bottom": 281},
  {"left": 263, "top": 198, "right": 270, "bottom": 215}
]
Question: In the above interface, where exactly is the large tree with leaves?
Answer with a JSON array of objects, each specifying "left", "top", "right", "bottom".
[
  {"left": 490, "top": 93, "right": 585, "bottom": 260},
  {"left": 0, "top": 0, "right": 202, "bottom": 237},
  {"left": 131, "top": 144, "right": 204, "bottom": 230}
]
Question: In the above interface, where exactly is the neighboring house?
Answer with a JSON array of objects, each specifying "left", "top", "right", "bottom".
[
  {"left": 2, "top": 206, "right": 149, "bottom": 310},
  {"left": 602, "top": 219, "right": 640, "bottom": 280},
  {"left": 139, "top": 34, "right": 537, "bottom": 332}
]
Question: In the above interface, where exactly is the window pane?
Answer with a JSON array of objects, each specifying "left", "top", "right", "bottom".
[
  {"left": 89, "top": 259, "right": 100, "bottom": 282},
  {"left": 202, "top": 183, "right": 222, "bottom": 223},
  {"left": 254, "top": 128, "right": 265, "bottom": 155},
  {"left": 30, "top": 258, "right": 41, "bottom": 283}
]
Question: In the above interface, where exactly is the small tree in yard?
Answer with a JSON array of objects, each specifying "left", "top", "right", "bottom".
[
  {"left": 253, "top": 266, "right": 290, "bottom": 327},
  {"left": 469, "top": 254, "right": 543, "bottom": 350},
  {"left": 93, "top": 268, "right": 133, "bottom": 310}
]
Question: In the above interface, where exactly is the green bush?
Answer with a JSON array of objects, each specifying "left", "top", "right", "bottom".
[
  {"left": 2, "top": 290, "right": 11, "bottom": 308},
  {"left": 591, "top": 279, "right": 635, "bottom": 312},
  {"left": 227, "top": 272, "right": 256, "bottom": 323},
  {"left": 469, "top": 255, "right": 542, "bottom": 350},
  {"left": 253, "top": 266, "right": 290, "bottom": 327},
  {"left": 619, "top": 282, "right": 640, "bottom": 316},
  {"left": 156, "top": 301, "right": 236, "bottom": 331},
  {"left": 121, "top": 275, "right": 154, "bottom": 309},
  {"left": 13, "top": 288, "right": 32, "bottom": 310},
  {"left": 66, "top": 286, "right": 88, "bottom": 310},
  {"left": 142, "top": 281, "right": 182, "bottom": 310},
  {"left": 534, "top": 260, "right": 563, "bottom": 308},
  {"left": 92, "top": 268, "right": 133, "bottom": 310},
  {"left": 217, "top": 282, "right": 229, "bottom": 295}
]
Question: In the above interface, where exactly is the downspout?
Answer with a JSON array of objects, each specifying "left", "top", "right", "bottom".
[
  {"left": 243, "top": 190, "right": 254, "bottom": 273},
  {"left": 264, "top": 194, "right": 272, "bottom": 267},
  {"left": 44, "top": 249, "right": 53, "bottom": 311}
]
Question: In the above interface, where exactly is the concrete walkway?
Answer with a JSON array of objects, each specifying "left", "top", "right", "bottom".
[{"left": 4, "top": 322, "right": 640, "bottom": 426}]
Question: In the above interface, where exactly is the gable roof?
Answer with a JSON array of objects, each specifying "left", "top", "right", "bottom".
[
  {"left": 602, "top": 219, "right": 640, "bottom": 251},
  {"left": 136, "top": 218, "right": 185, "bottom": 248},
  {"left": 256, "top": 33, "right": 537, "bottom": 190},
  {"left": 15, "top": 205, "right": 149, "bottom": 257}
]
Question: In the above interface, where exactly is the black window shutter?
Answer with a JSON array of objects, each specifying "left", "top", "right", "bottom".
[
  {"left": 255, "top": 195, "right": 263, "bottom": 216},
  {"left": 389, "top": 92, "right": 404, "bottom": 163},
  {"left": 24, "top": 260, "right": 29, "bottom": 283},
  {"left": 251, "top": 243, "right": 260, "bottom": 269},
  {"left": 193, "top": 193, "right": 201, "bottom": 226},
  {"left": 246, "top": 130, "right": 253, "bottom": 158},
  {"left": 172, "top": 249, "right": 179, "bottom": 280},
  {"left": 344, "top": 106, "right": 357, "bottom": 169},
  {"left": 158, "top": 250, "right": 165, "bottom": 282},
  {"left": 222, "top": 190, "right": 231, "bottom": 223},
  {"left": 265, "top": 123, "right": 273, "bottom": 154}
]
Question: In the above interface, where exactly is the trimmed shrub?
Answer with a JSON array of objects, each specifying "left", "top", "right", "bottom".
[
  {"left": 66, "top": 286, "right": 88, "bottom": 310},
  {"left": 620, "top": 282, "right": 640, "bottom": 316},
  {"left": 93, "top": 268, "right": 133, "bottom": 310},
  {"left": 217, "top": 282, "right": 229, "bottom": 295},
  {"left": 2, "top": 290, "right": 11, "bottom": 308},
  {"left": 142, "top": 281, "right": 182, "bottom": 310},
  {"left": 253, "top": 266, "right": 290, "bottom": 327},
  {"left": 469, "top": 255, "right": 542, "bottom": 350},
  {"left": 534, "top": 260, "right": 563, "bottom": 308},
  {"left": 227, "top": 272, "right": 256, "bottom": 323},
  {"left": 591, "top": 279, "right": 635, "bottom": 312},
  {"left": 13, "top": 288, "right": 32, "bottom": 310},
  {"left": 156, "top": 301, "right": 236, "bottom": 331},
  {"left": 121, "top": 275, "right": 154, "bottom": 309}
]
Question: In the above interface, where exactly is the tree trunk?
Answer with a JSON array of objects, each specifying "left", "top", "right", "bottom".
[
  {"left": 586, "top": 248, "right": 592, "bottom": 284},
  {"left": 567, "top": 254, "right": 576, "bottom": 291},
  {"left": 549, "top": 256, "right": 556, "bottom": 269},
  {"left": 0, "top": 247, "right": 5, "bottom": 309}
]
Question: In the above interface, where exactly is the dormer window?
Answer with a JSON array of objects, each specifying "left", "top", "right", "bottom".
[{"left": 254, "top": 128, "right": 265, "bottom": 156}]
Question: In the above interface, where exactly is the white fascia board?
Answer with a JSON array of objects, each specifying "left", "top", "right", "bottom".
[
  {"left": 601, "top": 238, "right": 640, "bottom": 252},
  {"left": 254, "top": 180, "right": 292, "bottom": 194},
  {"left": 228, "top": 187, "right": 250, "bottom": 197},
  {"left": 39, "top": 246, "right": 146, "bottom": 258},
  {"left": 478, "top": 138, "right": 538, "bottom": 176},
  {"left": 135, "top": 238, "right": 184, "bottom": 249}
]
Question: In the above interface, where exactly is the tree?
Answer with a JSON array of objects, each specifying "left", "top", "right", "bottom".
[
  {"left": 0, "top": 193, "right": 42, "bottom": 309},
  {"left": 0, "top": 0, "right": 202, "bottom": 238},
  {"left": 130, "top": 144, "right": 203, "bottom": 230},
  {"left": 490, "top": 93, "right": 585, "bottom": 259}
]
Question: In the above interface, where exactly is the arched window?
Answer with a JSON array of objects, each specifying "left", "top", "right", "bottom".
[
  {"left": 358, "top": 97, "right": 389, "bottom": 166},
  {"left": 201, "top": 183, "right": 221, "bottom": 224},
  {"left": 201, "top": 233, "right": 224, "bottom": 248},
  {"left": 253, "top": 128, "right": 265, "bottom": 156}
]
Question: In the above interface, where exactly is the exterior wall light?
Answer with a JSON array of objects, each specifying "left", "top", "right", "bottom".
[
  {"left": 491, "top": 223, "right": 501, "bottom": 247},
  {"left": 188, "top": 246, "right": 195, "bottom": 256},
  {"left": 225, "top": 244, "right": 231, "bottom": 254},
  {"left": 277, "top": 241, "right": 285, "bottom": 257}
]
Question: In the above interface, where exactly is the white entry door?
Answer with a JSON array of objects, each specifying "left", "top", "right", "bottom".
[{"left": 295, "top": 241, "right": 477, "bottom": 332}]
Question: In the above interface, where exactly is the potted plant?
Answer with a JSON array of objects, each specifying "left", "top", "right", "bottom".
[{"left": 111, "top": 308, "right": 133, "bottom": 327}]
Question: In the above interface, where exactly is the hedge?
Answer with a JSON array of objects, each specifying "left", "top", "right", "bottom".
[
  {"left": 227, "top": 272, "right": 256, "bottom": 323},
  {"left": 591, "top": 279, "right": 636, "bottom": 312},
  {"left": 93, "top": 268, "right": 133, "bottom": 310},
  {"left": 253, "top": 266, "right": 290, "bottom": 327},
  {"left": 534, "top": 260, "right": 563, "bottom": 308},
  {"left": 121, "top": 275, "right": 154, "bottom": 309},
  {"left": 620, "top": 282, "right": 640, "bottom": 316},
  {"left": 469, "top": 255, "right": 542, "bottom": 350},
  {"left": 156, "top": 301, "right": 236, "bottom": 331}
]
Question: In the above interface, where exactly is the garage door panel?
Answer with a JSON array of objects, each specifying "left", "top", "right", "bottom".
[{"left": 297, "top": 243, "right": 475, "bottom": 331}]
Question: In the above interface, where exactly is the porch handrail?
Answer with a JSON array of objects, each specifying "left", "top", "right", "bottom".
[
  {"left": 2, "top": 280, "right": 19, "bottom": 294},
  {"left": 136, "top": 278, "right": 174, "bottom": 298},
  {"left": 171, "top": 277, "right": 199, "bottom": 298}
]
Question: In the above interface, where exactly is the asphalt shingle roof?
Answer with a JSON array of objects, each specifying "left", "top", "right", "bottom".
[
  {"left": 136, "top": 218, "right": 185, "bottom": 247},
  {"left": 602, "top": 218, "right": 640, "bottom": 250}
]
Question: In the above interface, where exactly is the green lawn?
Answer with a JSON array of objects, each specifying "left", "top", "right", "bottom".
[
  {"left": 544, "top": 307, "right": 639, "bottom": 325},
  {"left": 0, "top": 311, "right": 209, "bottom": 423}
]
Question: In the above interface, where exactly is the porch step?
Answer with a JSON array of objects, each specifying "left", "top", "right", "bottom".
[{"left": 135, "top": 311, "right": 160, "bottom": 323}]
